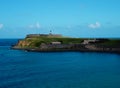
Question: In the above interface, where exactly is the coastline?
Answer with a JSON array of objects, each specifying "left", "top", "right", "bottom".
[
  {"left": 12, "top": 44, "right": 120, "bottom": 54},
  {"left": 11, "top": 34, "right": 120, "bottom": 54}
]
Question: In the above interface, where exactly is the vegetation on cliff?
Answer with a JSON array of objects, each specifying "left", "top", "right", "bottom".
[
  {"left": 96, "top": 39, "right": 120, "bottom": 48},
  {"left": 15, "top": 34, "right": 84, "bottom": 48},
  {"left": 13, "top": 34, "right": 120, "bottom": 53}
]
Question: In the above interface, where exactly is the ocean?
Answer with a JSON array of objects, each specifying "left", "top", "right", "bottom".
[{"left": 0, "top": 39, "right": 120, "bottom": 88}]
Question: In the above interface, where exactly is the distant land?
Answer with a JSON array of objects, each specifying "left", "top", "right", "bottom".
[{"left": 12, "top": 34, "right": 120, "bottom": 54}]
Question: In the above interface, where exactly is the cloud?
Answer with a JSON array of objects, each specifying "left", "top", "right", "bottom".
[
  {"left": 88, "top": 22, "right": 101, "bottom": 29},
  {"left": 28, "top": 22, "right": 41, "bottom": 29},
  {"left": 0, "top": 24, "right": 3, "bottom": 29},
  {"left": 36, "top": 22, "right": 41, "bottom": 28}
]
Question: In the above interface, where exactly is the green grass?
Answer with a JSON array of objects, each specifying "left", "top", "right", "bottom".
[
  {"left": 98, "top": 39, "right": 120, "bottom": 48},
  {"left": 19, "top": 37, "right": 120, "bottom": 48},
  {"left": 24, "top": 37, "right": 84, "bottom": 47}
]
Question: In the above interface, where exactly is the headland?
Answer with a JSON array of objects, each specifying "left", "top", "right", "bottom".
[{"left": 12, "top": 34, "right": 120, "bottom": 54}]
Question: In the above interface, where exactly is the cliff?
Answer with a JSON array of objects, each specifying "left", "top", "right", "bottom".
[
  {"left": 12, "top": 34, "right": 120, "bottom": 54},
  {"left": 12, "top": 34, "right": 84, "bottom": 49}
]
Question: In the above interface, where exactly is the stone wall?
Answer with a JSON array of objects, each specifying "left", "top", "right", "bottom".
[{"left": 26, "top": 34, "right": 62, "bottom": 38}]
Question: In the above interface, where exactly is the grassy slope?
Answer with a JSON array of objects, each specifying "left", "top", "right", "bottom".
[
  {"left": 24, "top": 37, "right": 84, "bottom": 47},
  {"left": 97, "top": 39, "right": 120, "bottom": 48},
  {"left": 18, "top": 35, "right": 120, "bottom": 48}
]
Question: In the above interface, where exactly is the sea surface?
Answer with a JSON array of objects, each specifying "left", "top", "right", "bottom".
[{"left": 0, "top": 39, "right": 120, "bottom": 88}]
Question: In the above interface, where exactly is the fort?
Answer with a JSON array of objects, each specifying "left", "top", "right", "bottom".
[
  {"left": 12, "top": 34, "right": 120, "bottom": 54},
  {"left": 26, "top": 34, "right": 62, "bottom": 38}
]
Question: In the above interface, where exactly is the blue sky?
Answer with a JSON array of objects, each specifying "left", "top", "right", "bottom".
[{"left": 0, "top": 0, "right": 120, "bottom": 38}]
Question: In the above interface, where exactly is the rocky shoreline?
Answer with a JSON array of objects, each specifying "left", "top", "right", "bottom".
[
  {"left": 12, "top": 34, "right": 120, "bottom": 54},
  {"left": 12, "top": 44, "right": 120, "bottom": 54}
]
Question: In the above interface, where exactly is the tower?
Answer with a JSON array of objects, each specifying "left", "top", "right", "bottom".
[{"left": 49, "top": 30, "right": 52, "bottom": 35}]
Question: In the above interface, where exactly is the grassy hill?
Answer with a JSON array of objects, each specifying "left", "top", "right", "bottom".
[
  {"left": 17, "top": 35, "right": 84, "bottom": 48},
  {"left": 13, "top": 34, "right": 120, "bottom": 53}
]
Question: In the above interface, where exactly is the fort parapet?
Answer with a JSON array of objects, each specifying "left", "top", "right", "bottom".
[{"left": 26, "top": 34, "right": 62, "bottom": 38}]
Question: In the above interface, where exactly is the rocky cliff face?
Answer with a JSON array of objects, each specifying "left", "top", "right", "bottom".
[
  {"left": 12, "top": 34, "right": 120, "bottom": 53},
  {"left": 16, "top": 40, "right": 31, "bottom": 47}
]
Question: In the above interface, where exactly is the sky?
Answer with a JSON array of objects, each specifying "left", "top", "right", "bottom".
[{"left": 0, "top": 0, "right": 120, "bottom": 38}]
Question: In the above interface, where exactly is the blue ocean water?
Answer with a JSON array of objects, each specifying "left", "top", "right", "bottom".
[{"left": 0, "top": 39, "right": 120, "bottom": 88}]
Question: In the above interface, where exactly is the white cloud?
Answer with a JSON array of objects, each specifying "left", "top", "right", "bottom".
[
  {"left": 36, "top": 22, "right": 41, "bottom": 28},
  {"left": 88, "top": 22, "right": 101, "bottom": 29},
  {"left": 28, "top": 22, "right": 41, "bottom": 29},
  {"left": 0, "top": 24, "right": 3, "bottom": 29}
]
